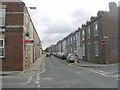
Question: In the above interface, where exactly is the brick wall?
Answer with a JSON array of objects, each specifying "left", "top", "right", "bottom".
[
  {"left": 2, "top": 1, "right": 26, "bottom": 71},
  {"left": 102, "top": 8, "right": 118, "bottom": 64},
  {"left": 2, "top": 28, "right": 25, "bottom": 71}
]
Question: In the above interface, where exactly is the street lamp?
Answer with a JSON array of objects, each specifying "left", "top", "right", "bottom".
[
  {"left": 19, "top": 1, "right": 36, "bottom": 10},
  {"left": 28, "top": 7, "right": 36, "bottom": 10}
]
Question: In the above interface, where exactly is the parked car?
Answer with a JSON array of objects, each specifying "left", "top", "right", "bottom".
[
  {"left": 66, "top": 53, "right": 79, "bottom": 63},
  {"left": 55, "top": 52, "right": 66, "bottom": 60},
  {"left": 59, "top": 52, "right": 67, "bottom": 60},
  {"left": 46, "top": 53, "right": 51, "bottom": 57}
]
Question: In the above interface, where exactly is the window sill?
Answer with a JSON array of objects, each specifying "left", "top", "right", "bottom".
[
  {"left": 94, "top": 34, "right": 98, "bottom": 37},
  {"left": 0, "top": 56, "right": 5, "bottom": 59},
  {"left": 94, "top": 55, "right": 98, "bottom": 57},
  {"left": 87, "top": 37, "right": 90, "bottom": 39}
]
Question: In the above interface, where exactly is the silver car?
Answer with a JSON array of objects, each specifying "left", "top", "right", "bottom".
[{"left": 66, "top": 53, "right": 79, "bottom": 63}]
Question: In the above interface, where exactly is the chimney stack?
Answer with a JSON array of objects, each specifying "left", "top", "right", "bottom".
[
  {"left": 97, "top": 11, "right": 107, "bottom": 17},
  {"left": 109, "top": 2, "right": 117, "bottom": 11},
  {"left": 90, "top": 16, "right": 96, "bottom": 21}
]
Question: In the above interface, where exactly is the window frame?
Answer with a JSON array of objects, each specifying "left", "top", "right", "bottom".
[
  {"left": 94, "top": 41, "right": 99, "bottom": 57},
  {"left": 94, "top": 22, "right": 98, "bottom": 36},
  {"left": 87, "top": 26, "right": 90, "bottom": 39},
  {"left": 0, "top": 38, "right": 5, "bottom": 58},
  {"left": 0, "top": 9, "right": 6, "bottom": 27},
  {"left": 82, "top": 44, "right": 85, "bottom": 56}
]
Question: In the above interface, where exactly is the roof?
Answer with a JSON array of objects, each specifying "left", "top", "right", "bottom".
[{"left": 1, "top": 0, "right": 22, "bottom": 2}]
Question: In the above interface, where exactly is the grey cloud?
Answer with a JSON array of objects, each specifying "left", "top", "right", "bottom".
[
  {"left": 70, "top": 9, "right": 93, "bottom": 27},
  {"left": 43, "top": 21, "right": 73, "bottom": 34},
  {"left": 42, "top": 33, "right": 68, "bottom": 48},
  {"left": 71, "top": 9, "right": 91, "bottom": 18}
]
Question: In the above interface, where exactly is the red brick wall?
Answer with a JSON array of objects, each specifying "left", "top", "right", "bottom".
[
  {"left": 2, "top": 28, "right": 25, "bottom": 71},
  {"left": 6, "top": 14, "right": 24, "bottom": 25},
  {"left": 2, "top": 2, "right": 24, "bottom": 12}
]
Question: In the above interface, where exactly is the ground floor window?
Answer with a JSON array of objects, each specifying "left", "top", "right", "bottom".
[
  {"left": 0, "top": 38, "right": 4, "bottom": 58},
  {"left": 94, "top": 41, "right": 99, "bottom": 57},
  {"left": 82, "top": 44, "right": 85, "bottom": 56}
]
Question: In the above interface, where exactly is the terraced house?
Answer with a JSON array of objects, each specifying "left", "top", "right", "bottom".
[
  {"left": 0, "top": 0, "right": 42, "bottom": 71},
  {"left": 48, "top": 2, "right": 118, "bottom": 64},
  {"left": 85, "top": 2, "right": 118, "bottom": 64}
]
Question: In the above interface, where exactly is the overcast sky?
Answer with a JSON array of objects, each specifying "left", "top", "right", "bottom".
[{"left": 22, "top": 0, "right": 119, "bottom": 50}]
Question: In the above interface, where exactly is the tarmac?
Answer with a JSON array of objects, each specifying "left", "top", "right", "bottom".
[
  {"left": 1, "top": 55, "right": 45, "bottom": 76},
  {"left": 1, "top": 55, "right": 118, "bottom": 76}
]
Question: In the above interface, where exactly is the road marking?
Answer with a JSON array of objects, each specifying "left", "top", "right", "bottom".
[
  {"left": 35, "top": 73, "right": 41, "bottom": 88},
  {"left": 17, "top": 83, "right": 27, "bottom": 85},
  {"left": 75, "top": 72, "right": 80, "bottom": 74},
  {"left": 41, "top": 77, "right": 52, "bottom": 80},
  {"left": 69, "top": 63, "right": 118, "bottom": 78},
  {"left": 40, "top": 68, "right": 45, "bottom": 74},
  {"left": 26, "top": 75, "right": 32, "bottom": 84},
  {"left": 37, "top": 85, "right": 40, "bottom": 88}
]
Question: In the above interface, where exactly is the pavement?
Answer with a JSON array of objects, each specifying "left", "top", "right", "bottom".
[
  {"left": 71, "top": 60, "right": 118, "bottom": 67},
  {"left": 1, "top": 54, "right": 45, "bottom": 76}
]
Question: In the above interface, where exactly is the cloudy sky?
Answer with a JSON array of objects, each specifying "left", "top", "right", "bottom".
[{"left": 22, "top": 0, "right": 119, "bottom": 50}]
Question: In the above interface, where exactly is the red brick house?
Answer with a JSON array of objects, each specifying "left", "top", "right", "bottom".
[{"left": 0, "top": 0, "right": 42, "bottom": 71}]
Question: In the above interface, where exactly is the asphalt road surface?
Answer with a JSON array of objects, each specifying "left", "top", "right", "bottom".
[{"left": 2, "top": 55, "right": 119, "bottom": 89}]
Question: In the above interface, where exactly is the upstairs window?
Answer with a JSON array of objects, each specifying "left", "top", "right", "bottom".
[
  {"left": 94, "top": 22, "right": 98, "bottom": 36},
  {"left": 0, "top": 9, "right": 5, "bottom": 27},
  {"left": 82, "top": 30, "right": 85, "bottom": 40},
  {"left": 87, "top": 26, "right": 90, "bottom": 38}
]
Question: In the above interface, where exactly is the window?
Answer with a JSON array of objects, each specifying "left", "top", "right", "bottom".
[
  {"left": 82, "top": 30, "right": 85, "bottom": 40},
  {"left": 87, "top": 43, "right": 91, "bottom": 60},
  {"left": 0, "top": 28, "right": 5, "bottom": 32},
  {"left": 70, "top": 37, "right": 72, "bottom": 44},
  {"left": 87, "top": 26, "right": 90, "bottom": 38},
  {"left": 94, "top": 22, "right": 98, "bottom": 36},
  {"left": 0, "top": 9, "right": 5, "bottom": 27},
  {"left": 0, "top": 38, "right": 5, "bottom": 58},
  {"left": 82, "top": 44, "right": 85, "bottom": 56},
  {"left": 94, "top": 41, "right": 99, "bottom": 57}
]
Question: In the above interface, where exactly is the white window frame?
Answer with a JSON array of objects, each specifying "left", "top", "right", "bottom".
[
  {"left": 82, "top": 44, "right": 85, "bottom": 56},
  {"left": 87, "top": 26, "right": 90, "bottom": 39},
  {"left": 0, "top": 38, "right": 5, "bottom": 58},
  {"left": 0, "top": 9, "right": 6, "bottom": 27},
  {"left": 94, "top": 22, "right": 98, "bottom": 36},
  {"left": 94, "top": 41, "right": 99, "bottom": 57},
  {"left": 82, "top": 30, "right": 85, "bottom": 40},
  {"left": 88, "top": 26, "right": 90, "bottom": 36}
]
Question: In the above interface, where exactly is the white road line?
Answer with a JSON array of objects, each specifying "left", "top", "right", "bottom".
[
  {"left": 69, "top": 63, "right": 118, "bottom": 78},
  {"left": 26, "top": 75, "right": 32, "bottom": 84},
  {"left": 35, "top": 73, "right": 41, "bottom": 88},
  {"left": 37, "top": 85, "right": 40, "bottom": 88},
  {"left": 40, "top": 61, "right": 46, "bottom": 74},
  {"left": 41, "top": 77, "right": 52, "bottom": 80},
  {"left": 17, "top": 83, "right": 27, "bottom": 85}
]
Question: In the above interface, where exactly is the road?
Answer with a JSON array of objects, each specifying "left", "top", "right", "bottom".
[{"left": 2, "top": 55, "right": 119, "bottom": 89}]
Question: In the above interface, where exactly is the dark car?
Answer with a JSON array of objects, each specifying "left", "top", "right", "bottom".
[{"left": 46, "top": 53, "right": 51, "bottom": 57}]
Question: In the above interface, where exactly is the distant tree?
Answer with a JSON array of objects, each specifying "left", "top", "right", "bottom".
[{"left": 45, "top": 47, "right": 49, "bottom": 52}]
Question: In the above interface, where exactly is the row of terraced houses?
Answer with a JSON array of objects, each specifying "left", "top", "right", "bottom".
[
  {"left": 0, "top": 0, "right": 42, "bottom": 71},
  {"left": 48, "top": 2, "right": 118, "bottom": 64}
]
